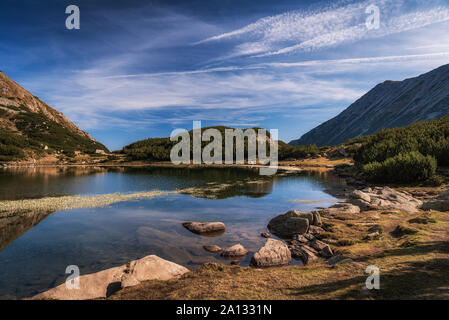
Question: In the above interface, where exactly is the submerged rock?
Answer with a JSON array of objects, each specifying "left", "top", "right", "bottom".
[
  {"left": 203, "top": 245, "right": 223, "bottom": 253},
  {"left": 251, "top": 239, "right": 291, "bottom": 268},
  {"left": 221, "top": 244, "right": 249, "bottom": 258},
  {"left": 33, "top": 255, "right": 189, "bottom": 300},
  {"left": 182, "top": 222, "right": 226, "bottom": 235}
]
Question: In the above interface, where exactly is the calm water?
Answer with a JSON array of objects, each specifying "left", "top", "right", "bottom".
[{"left": 0, "top": 166, "right": 344, "bottom": 299}]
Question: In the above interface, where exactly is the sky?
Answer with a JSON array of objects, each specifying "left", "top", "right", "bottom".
[{"left": 1, "top": 0, "right": 449, "bottom": 150}]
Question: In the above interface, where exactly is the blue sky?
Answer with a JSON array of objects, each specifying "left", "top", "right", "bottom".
[{"left": 1, "top": 0, "right": 449, "bottom": 150}]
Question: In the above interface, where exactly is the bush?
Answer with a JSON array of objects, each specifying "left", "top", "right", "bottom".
[
  {"left": 278, "top": 143, "right": 319, "bottom": 160},
  {"left": 122, "top": 126, "right": 312, "bottom": 162},
  {"left": 354, "top": 116, "right": 449, "bottom": 166},
  {"left": 363, "top": 151, "right": 437, "bottom": 183},
  {"left": 424, "top": 175, "right": 445, "bottom": 187},
  {"left": 0, "top": 143, "right": 24, "bottom": 158},
  {"left": 335, "top": 163, "right": 351, "bottom": 170}
]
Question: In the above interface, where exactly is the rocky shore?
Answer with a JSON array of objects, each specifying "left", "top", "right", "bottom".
[{"left": 32, "top": 178, "right": 449, "bottom": 300}]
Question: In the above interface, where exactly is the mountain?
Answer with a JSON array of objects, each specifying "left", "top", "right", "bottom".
[
  {"left": 0, "top": 71, "right": 108, "bottom": 161},
  {"left": 290, "top": 64, "right": 449, "bottom": 146}
]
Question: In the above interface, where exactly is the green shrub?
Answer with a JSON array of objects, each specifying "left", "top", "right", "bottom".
[
  {"left": 335, "top": 163, "right": 351, "bottom": 170},
  {"left": 363, "top": 151, "right": 437, "bottom": 183},
  {"left": 122, "top": 126, "right": 310, "bottom": 162},
  {"left": 354, "top": 116, "right": 449, "bottom": 166},
  {"left": 424, "top": 175, "right": 445, "bottom": 187},
  {"left": 0, "top": 143, "right": 24, "bottom": 158},
  {"left": 278, "top": 143, "right": 319, "bottom": 160}
]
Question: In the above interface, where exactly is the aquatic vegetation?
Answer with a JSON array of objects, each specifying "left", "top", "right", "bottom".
[{"left": 0, "top": 190, "right": 174, "bottom": 215}]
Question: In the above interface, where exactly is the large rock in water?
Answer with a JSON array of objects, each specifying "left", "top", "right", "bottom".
[
  {"left": 250, "top": 239, "right": 291, "bottom": 268},
  {"left": 267, "top": 210, "right": 311, "bottom": 238},
  {"left": 221, "top": 244, "right": 249, "bottom": 258},
  {"left": 422, "top": 189, "right": 449, "bottom": 211},
  {"left": 182, "top": 222, "right": 225, "bottom": 235},
  {"left": 33, "top": 255, "right": 189, "bottom": 300},
  {"left": 203, "top": 245, "right": 223, "bottom": 253}
]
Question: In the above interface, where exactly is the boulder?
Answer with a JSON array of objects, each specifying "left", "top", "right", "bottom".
[
  {"left": 327, "top": 254, "right": 345, "bottom": 265},
  {"left": 319, "top": 245, "right": 333, "bottom": 258},
  {"left": 422, "top": 189, "right": 449, "bottom": 211},
  {"left": 304, "top": 233, "right": 315, "bottom": 241},
  {"left": 422, "top": 200, "right": 449, "bottom": 212},
  {"left": 310, "top": 239, "right": 328, "bottom": 251},
  {"left": 267, "top": 210, "right": 310, "bottom": 238},
  {"left": 34, "top": 265, "right": 126, "bottom": 300},
  {"left": 182, "top": 222, "right": 225, "bottom": 235},
  {"left": 323, "top": 203, "right": 361, "bottom": 215},
  {"left": 33, "top": 255, "right": 189, "bottom": 300},
  {"left": 292, "top": 234, "right": 309, "bottom": 243},
  {"left": 309, "top": 239, "right": 334, "bottom": 258},
  {"left": 203, "top": 245, "right": 223, "bottom": 253},
  {"left": 121, "top": 255, "right": 189, "bottom": 288},
  {"left": 311, "top": 211, "right": 322, "bottom": 226},
  {"left": 289, "top": 244, "right": 319, "bottom": 264},
  {"left": 351, "top": 190, "right": 371, "bottom": 203},
  {"left": 437, "top": 189, "right": 449, "bottom": 200},
  {"left": 347, "top": 187, "right": 422, "bottom": 213},
  {"left": 221, "top": 244, "right": 249, "bottom": 258},
  {"left": 250, "top": 239, "right": 291, "bottom": 268},
  {"left": 308, "top": 225, "right": 325, "bottom": 235}
]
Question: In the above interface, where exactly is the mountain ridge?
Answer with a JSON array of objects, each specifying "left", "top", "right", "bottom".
[
  {"left": 290, "top": 64, "right": 449, "bottom": 146},
  {"left": 0, "top": 71, "right": 108, "bottom": 161}
]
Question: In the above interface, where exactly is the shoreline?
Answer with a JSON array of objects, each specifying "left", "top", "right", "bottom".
[
  {"left": 6, "top": 159, "right": 446, "bottom": 300},
  {"left": 107, "top": 183, "right": 449, "bottom": 300},
  {"left": 1, "top": 155, "right": 352, "bottom": 171},
  {"left": 28, "top": 178, "right": 449, "bottom": 300}
]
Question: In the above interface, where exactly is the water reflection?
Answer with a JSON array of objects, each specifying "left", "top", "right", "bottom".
[{"left": 0, "top": 166, "right": 345, "bottom": 299}]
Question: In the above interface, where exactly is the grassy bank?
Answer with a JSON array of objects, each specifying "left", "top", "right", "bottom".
[{"left": 110, "top": 189, "right": 449, "bottom": 300}]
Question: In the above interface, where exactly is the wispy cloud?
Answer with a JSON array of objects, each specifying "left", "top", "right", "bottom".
[
  {"left": 196, "top": 0, "right": 449, "bottom": 59},
  {"left": 12, "top": 0, "right": 449, "bottom": 148}
]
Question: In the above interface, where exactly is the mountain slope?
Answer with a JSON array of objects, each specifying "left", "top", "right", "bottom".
[
  {"left": 290, "top": 64, "right": 449, "bottom": 146},
  {"left": 0, "top": 71, "right": 108, "bottom": 161}
]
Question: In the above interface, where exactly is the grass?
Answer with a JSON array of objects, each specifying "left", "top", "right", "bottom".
[{"left": 109, "top": 202, "right": 449, "bottom": 300}]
